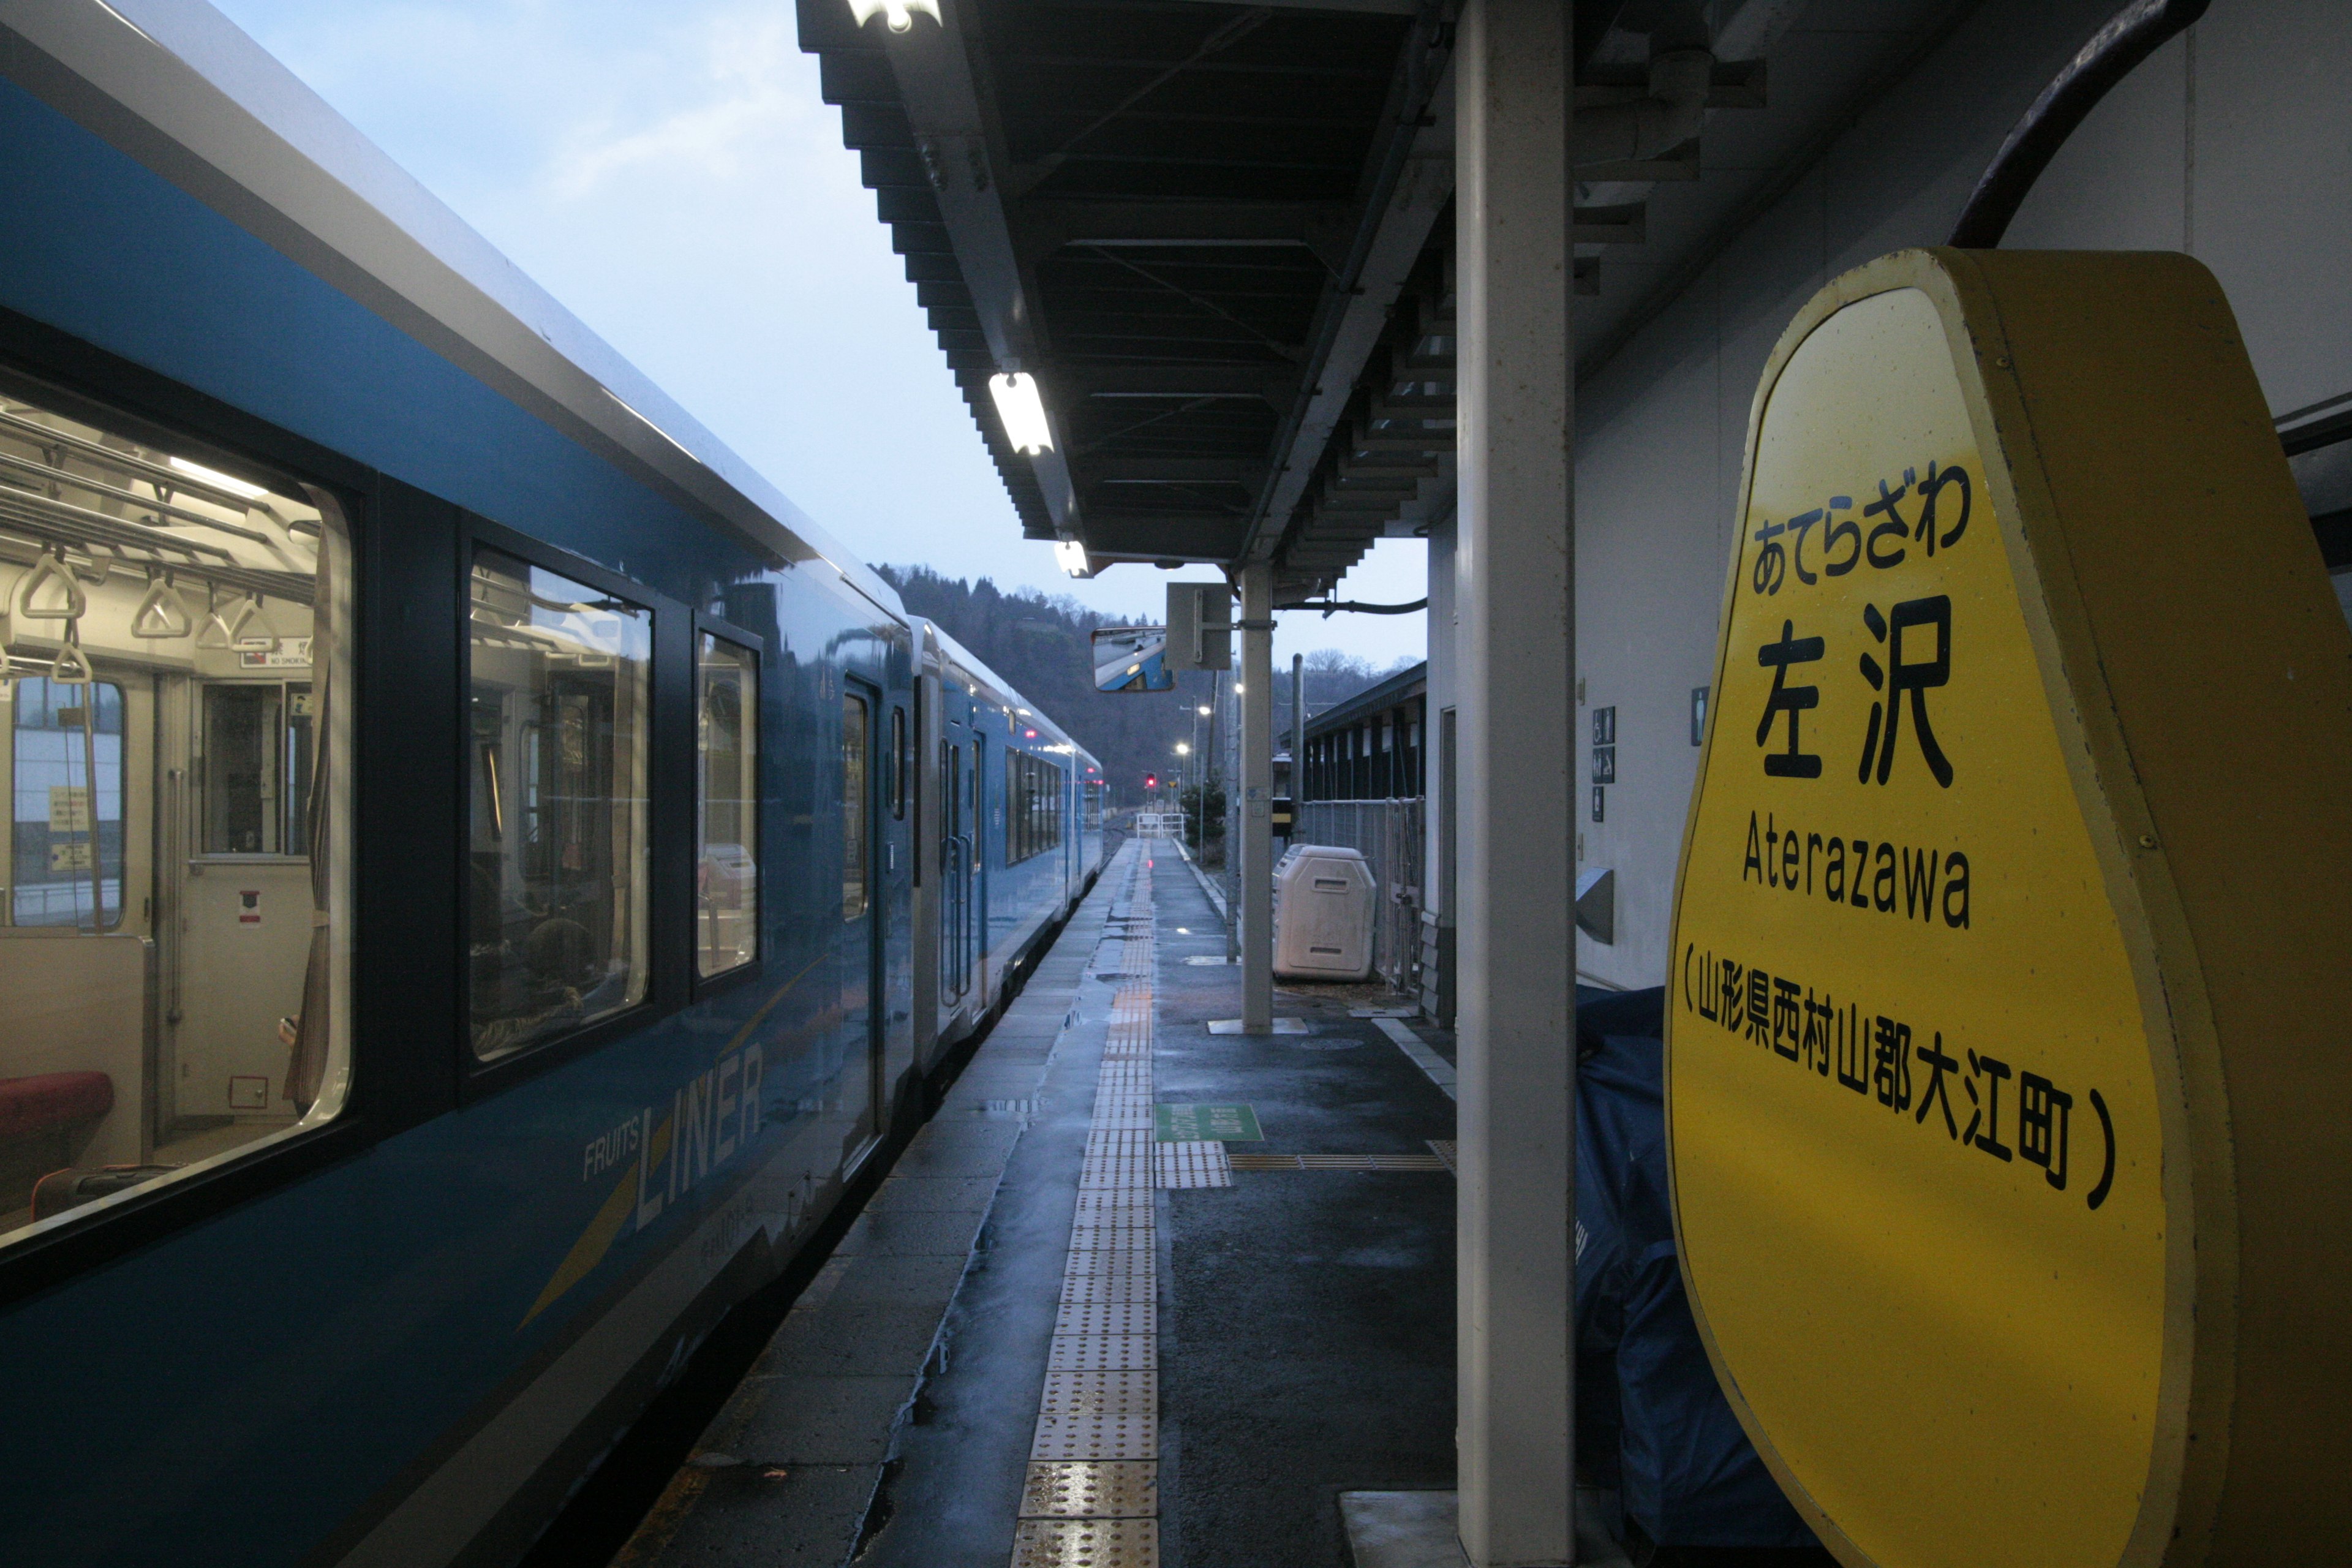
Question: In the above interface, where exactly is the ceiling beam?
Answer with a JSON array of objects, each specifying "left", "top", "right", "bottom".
[
  {"left": 1020, "top": 199, "right": 1357, "bottom": 273},
  {"left": 1245, "top": 15, "right": 1457, "bottom": 565},
  {"left": 1181, "top": 0, "right": 1417, "bottom": 11},
  {"left": 1059, "top": 364, "right": 1300, "bottom": 404},
  {"left": 1088, "top": 457, "right": 1259, "bottom": 483}
]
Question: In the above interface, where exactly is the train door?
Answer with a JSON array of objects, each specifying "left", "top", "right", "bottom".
[
  {"left": 842, "top": 680, "right": 884, "bottom": 1155},
  {"left": 970, "top": 732, "right": 989, "bottom": 996},
  {"left": 940, "top": 735, "right": 970, "bottom": 1000}
]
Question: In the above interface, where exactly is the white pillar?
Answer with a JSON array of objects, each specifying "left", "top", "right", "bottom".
[
  {"left": 1456, "top": 0, "right": 1574, "bottom": 1562},
  {"left": 1241, "top": 564, "right": 1275, "bottom": 1032}
]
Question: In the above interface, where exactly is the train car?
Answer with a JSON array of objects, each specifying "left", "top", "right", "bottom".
[
  {"left": 911, "top": 619, "right": 1105, "bottom": 1070},
  {"left": 0, "top": 4, "right": 1102, "bottom": 1566}
]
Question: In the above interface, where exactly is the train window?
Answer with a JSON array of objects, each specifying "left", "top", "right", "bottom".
[
  {"left": 467, "top": 549, "right": 650, "bottom": 1062},
  {"left": 842, "top": 694, "right": 869, "bottom": 919},
  {"left": 198, "top": 682, "right": 313, "bottom": 854},
  {"left": 0, "top": 387, "right": 352, "bottom": 1247},
  {"left": 13, "top": 677, "right": 125, "bottom": 927},
  {"left": 889, "top": 705, "right": 908, "bottom": 821},
  {"left": 696, "top": 634, "right": 758, "bottom": 978},
  {"left": 1004, "top": 750, "right": 1063, "bottom": 866}
]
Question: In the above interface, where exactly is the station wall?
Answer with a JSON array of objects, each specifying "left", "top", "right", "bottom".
[{"left": 1568, "top": 0, "right": 2352, "bottom": 989}]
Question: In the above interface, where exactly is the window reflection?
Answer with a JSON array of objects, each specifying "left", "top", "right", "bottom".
[
  {"left": 842, "top": 694, "right": 869, "bottom": 921},
  {"left": 696, "top": 634, "right": 758, "bottom": 977},
  {"left": 467, "top": 549, "right": 650, "bottom": 1060}
]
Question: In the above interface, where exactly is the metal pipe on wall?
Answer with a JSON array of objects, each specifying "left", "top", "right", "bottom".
[{"left": 1291, "top": 651, "right": 1305, "bottom": 805}]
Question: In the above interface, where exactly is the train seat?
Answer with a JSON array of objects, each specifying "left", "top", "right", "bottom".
[
  {"left": 0, "top": 1071, "right": 114, "bottom": 1139},
  {"left": 0, "top": 1070, "right": 114, "bottom": 1217}
]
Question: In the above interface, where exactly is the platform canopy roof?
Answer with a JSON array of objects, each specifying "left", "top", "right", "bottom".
[{"left": 795, "top": 0, "right": 1974, "bottom": 603}]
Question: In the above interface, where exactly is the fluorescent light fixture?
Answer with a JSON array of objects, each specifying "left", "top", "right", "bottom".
[
  {"left": 989, "top": 372, "right": 1054, "bottom": 454},
  {"left": 1054, "top": 538, "right": 1089, "bottom": 576},
  {"left": 169, "top": 456, "right": 267, "bottom": 501},
  {"left": 848, "top": 0, "right": 940, "bottom": 29}
]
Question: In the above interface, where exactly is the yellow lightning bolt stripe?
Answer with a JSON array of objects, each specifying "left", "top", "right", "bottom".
[
  {"left": 516, "top": 946, "right": 843, "bottom": 1330},
  {"left": 522, "top": 1151, "right": 645, "bottom": 1328}
]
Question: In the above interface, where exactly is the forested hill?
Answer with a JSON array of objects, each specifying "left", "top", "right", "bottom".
[
  {"left": 878, "top": 565, "right": 1420, "bottom": 804},
  {"left": 878, "top": 565, "right": 1188, "bottom": 803}
]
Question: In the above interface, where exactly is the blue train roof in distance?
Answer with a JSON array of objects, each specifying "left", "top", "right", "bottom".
[
  {"left": 7, "top": 0, "right": 903, "bottom": 619},
  {"left": 918, "top": 617, "right": 1093, "bottom": 766}
]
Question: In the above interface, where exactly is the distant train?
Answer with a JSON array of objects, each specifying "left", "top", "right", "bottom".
[{"left": 0, "top": 6, "right": 1103, "bottom": 1565}]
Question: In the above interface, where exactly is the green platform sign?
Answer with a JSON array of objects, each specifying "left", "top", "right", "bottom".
[{"left": 1154, "top": 1104, "right": 1262, "bottom": 1142}]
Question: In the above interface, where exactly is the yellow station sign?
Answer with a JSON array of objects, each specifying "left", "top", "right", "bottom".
[{"left": 1668, "top": 250, "right": 2352, "bottom": 1568}]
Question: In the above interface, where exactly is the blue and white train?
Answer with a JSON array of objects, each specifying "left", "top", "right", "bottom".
[{"left": 0, "top": 3, "right": 1106, "bottom": 1563}]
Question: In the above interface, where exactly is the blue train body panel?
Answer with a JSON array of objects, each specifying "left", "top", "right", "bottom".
[{"left": 0, "top": 15, "right": 1102, "bottom": 1566}]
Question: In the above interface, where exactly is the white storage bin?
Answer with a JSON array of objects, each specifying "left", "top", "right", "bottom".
[{"left": 1274, "top": 845, "right": 1378, "bottom": 981}]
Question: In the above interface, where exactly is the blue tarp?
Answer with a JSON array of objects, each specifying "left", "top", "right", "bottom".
[{"left": 1574, "top": 987, "right": 1817, "bottom": 1551}]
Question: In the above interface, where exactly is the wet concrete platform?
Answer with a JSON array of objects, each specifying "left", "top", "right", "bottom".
[{"left": 620, "top": 836, "right": 1462, "bottom": 1567}]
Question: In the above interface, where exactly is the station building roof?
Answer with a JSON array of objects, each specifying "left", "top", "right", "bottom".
[{"left": 1304, "top": 658, "right": 1426, "bottom": 743}]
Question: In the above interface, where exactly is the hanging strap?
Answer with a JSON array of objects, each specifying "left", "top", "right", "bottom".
[
  {"left": 131, "top": 573, "right": 193, "bottom": 639},
  {"left": 14, "top": 550, "right": 85, "bottom": 622}
]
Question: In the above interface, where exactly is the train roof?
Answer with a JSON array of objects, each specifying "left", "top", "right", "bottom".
[
  {"left": 918, "top": 617, "right": 1095, "bottom": 770},
  {"left": 7, "top": 0, "right": 903, "bottom": 619}
]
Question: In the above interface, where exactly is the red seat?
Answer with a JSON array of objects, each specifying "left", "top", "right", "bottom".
[{"left": 0, "top": 1072, "right": 114, "bottom": 1141}]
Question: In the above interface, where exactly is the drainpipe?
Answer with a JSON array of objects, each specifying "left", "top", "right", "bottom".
[{"left": 1572, "top": 47, "right": 1713, "bottom": 170}]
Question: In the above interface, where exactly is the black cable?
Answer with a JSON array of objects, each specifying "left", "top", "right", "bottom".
[
  {"left": 1948, "top": 0, "right": 2209, "bottom": 249},
  {"left": 1292, "top": 597, "right": 1428, "bottom": 617}
]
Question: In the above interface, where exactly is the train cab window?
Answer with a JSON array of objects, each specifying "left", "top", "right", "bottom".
[
  {"left": 0, "top": 388, "right": 352, "bottom": 1247},
  {"left": 842, "top": 694, "right": 869, "bottom": 919},
  {"left": 696, "top": 634, "right": 758, "bottom": 978},
  {"left": 467, "top": 549, "right": 650, "bottom": 1061}
]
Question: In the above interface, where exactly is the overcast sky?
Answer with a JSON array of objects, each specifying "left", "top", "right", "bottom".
[{"left": 207, "top": 0, "right": 1429, "bottom": 669}]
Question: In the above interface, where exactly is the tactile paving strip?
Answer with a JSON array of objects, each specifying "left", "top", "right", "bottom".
[
  {"left": 1018, "top": 848, "right": 1163, "bottom": 1551},
  {"left": 1058, "top": 1273, "right": 1155, "bottom": 1305},
  {"left": 1022, "top": 1461, "right": 1159, "bottom": 1517},
  {"left": 1153, "top": 1139, "right": 1233, "bottom": 1188},
  {"left": 1054, "top": 1298, "right": 1155, "bottom": 1335},
  {"left": 1048, "top": 1333, "right": 1156, "bottom": 1371},
  {"left": 1226, "top": 1152, "right": 1451, "bottom": 1172},
  {"left": 1031, "top": 1408, "right": 1158, "bottom": 1460},
  {"left": 1010, "top": 1516, "right": 1160, "bottom": 1567},
  {"left": 1040, "top": 1369, "right": 1158, "bottom": 1413}
]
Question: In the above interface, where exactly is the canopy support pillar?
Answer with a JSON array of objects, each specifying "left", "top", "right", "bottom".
[
  {"left": 1456, "top": 0, "right": 1575, "bottom": 1561},
  {"left": 1241, "top": 562, "right": 1276, "bottom": 1033}
]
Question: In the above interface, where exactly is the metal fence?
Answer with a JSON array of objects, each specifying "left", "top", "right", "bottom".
[{"left": 1293, "top": 798, "right": 1425, "bottom": 991}]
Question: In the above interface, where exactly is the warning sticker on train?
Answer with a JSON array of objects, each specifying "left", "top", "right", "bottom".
[{"left": 1668, "top": 250, "right": 2352, "bottom": 1568}]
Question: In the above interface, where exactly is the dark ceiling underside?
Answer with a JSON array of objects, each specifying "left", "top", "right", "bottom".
[
  {"left": 799, "top": 0, "right": 2035, "bottom": 605},
  {"left": 799, "top": 0, "right": 1443, "bottom": 599}
]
